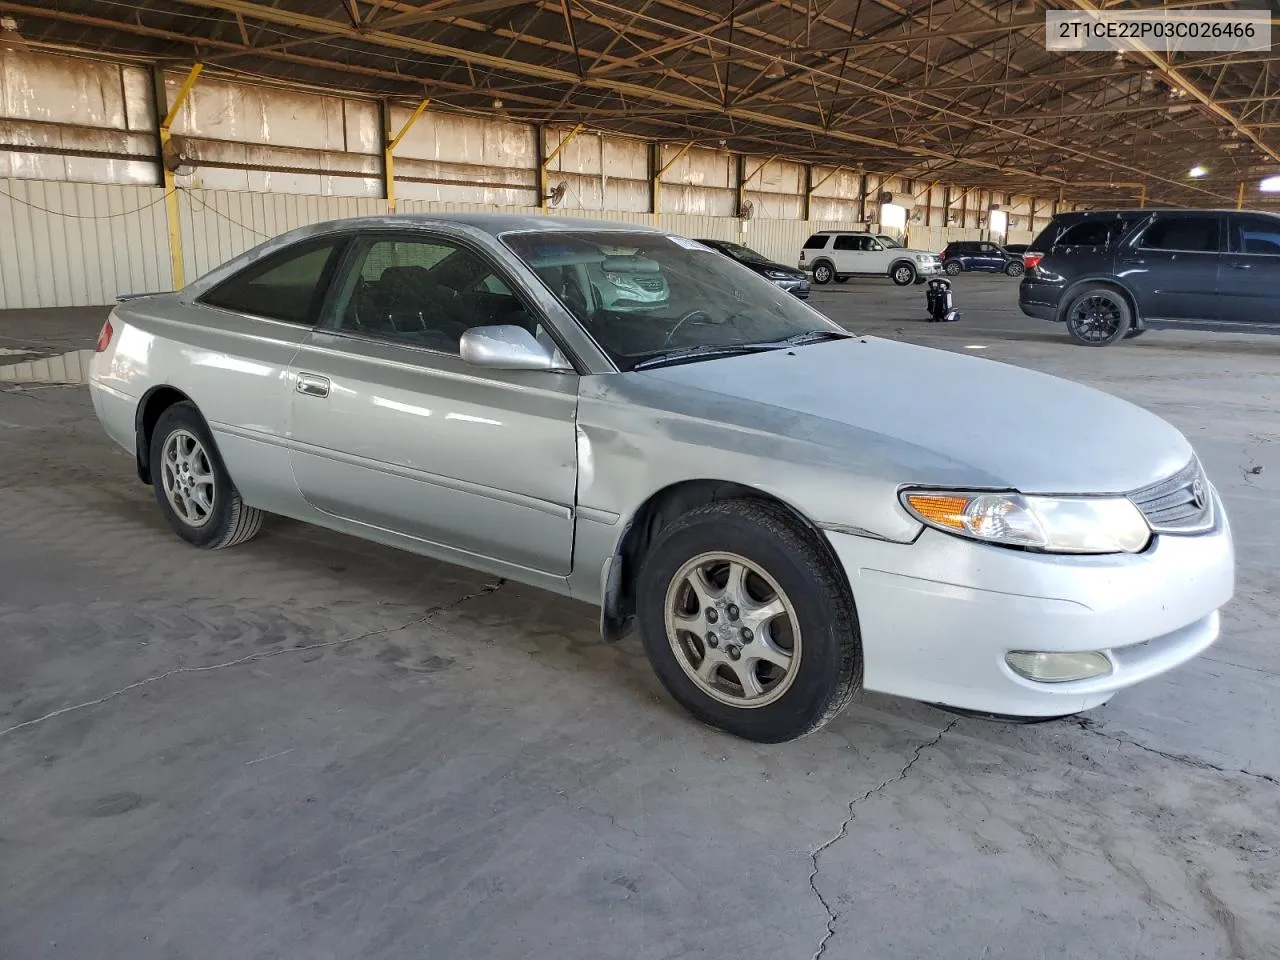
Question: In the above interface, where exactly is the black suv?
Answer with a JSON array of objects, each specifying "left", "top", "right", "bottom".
[
  {"left": 1019, "top": 208, "right": 1280, "bottom": 346},
  {"left": 940, "top": 240, "right": 1024, "bottom": 277}
]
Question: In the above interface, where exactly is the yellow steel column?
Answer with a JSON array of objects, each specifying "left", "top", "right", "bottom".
[
  {"left": 1139, "top": 185, "right": 1146, "bottom": 209},
  {"left": 158, "top": 63, "right": 202, "bottom": 290},
  {"left": 385, "top": 98, "right": 430, "bottom": 214},
  {"left": 1237, "top": 181, "right": 1246, "bottom": 209}
]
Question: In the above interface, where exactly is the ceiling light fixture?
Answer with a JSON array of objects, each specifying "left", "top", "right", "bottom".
[
  {"left": 1261, "top": 175, "right": 1280, "bottom": 193},
  {"left": 1188, "top": 165, "right": 1208, "bottom": 178}
]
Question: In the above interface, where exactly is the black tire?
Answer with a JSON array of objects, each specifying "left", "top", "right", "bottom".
[
  {"left": 891, "top": 262, "right": 916, "bottom": 286},
  {"left": 149, "top": 401, "right": 264, "bottom": 549},
  {"left": 1063, "top": 285, "right": 1132, "bottom": 347},
  {"left": 1123, "top": 328, "right": 1147, "bottom": 339},
  {"left": 944, "top": 261, "right": 962, "bottom": 276},
  {"left": 636, "top": 499, "right": 862, "bottom": 743},
  {"left": 834, "top": 276, "right": 848, "bottom": 284},
  {"left": 1005, "top": 261, "right": 1025, "bottom": 277},
  {"left": 812, "top": 261, "right": 834, "bottom": 285}
]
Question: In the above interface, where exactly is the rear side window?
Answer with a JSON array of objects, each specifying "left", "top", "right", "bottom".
[
  {"left": 1138, "top": 216, "right": 1221, "bottom": 253},
  {"left": 202, "top": 237, "right": 346, "bottom": 325},
  {"left": 1230, "top": 215, "right": 1280, "bottom": 255},
  {"left": 803, "top": 234, "right": 830, "bottom": 250},
  {"left": 833, "top": 235, "right": 866, "bottom": 251}
]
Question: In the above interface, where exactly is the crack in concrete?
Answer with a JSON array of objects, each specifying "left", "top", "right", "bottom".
[
  {"left": 0, "top": 579, "right": 505, "bottom": 739},
  {"left": 1077, "top": 719, "right": 1278, "bottom": 788},
  {"left": 807, "top": 718, "right": 959, "bottom": 960}
]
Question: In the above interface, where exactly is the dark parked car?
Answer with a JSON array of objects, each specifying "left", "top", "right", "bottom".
[
  {"left": 1019, "top": 209, "right": 1280, "bottom": 346},
  {"left": 940, "top": 240, "right": 1024, "bottom": 277},
  {"left": 694, "top": 239, "right": 810, "bottom": 298}
]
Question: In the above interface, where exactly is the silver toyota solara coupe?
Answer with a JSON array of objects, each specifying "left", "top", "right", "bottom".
[{"left": 89, "top": 214, "right": 1235, "bottom": 743}]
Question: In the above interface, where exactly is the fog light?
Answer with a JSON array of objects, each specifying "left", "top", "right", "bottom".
[{"left": 1006, "top": 650, "right": 1112, "bottom": 683}]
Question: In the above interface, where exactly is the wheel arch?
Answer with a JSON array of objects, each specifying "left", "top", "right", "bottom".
[
  {"left": 599, "top": 479, "right": 852, "bottom": 642},
  {"left": 134, "top": 385, "right": 199, "bottom": 484},
  {"left": 1056, "top": 277, "right": 1143, "bottom": 328},
  {"left": 810, "top": 257, "right": 835, "bottom": 275},
  {"left": 888, "top": 258, "right": 916, "bottom": 277}
]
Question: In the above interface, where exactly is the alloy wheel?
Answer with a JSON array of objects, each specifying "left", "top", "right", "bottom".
[
  {"left": 1068, "top": 294, "right": 1124, "bottom": 343},
  {"left": 663, "top": 552, "right": 802, "bottom": 709},
  {"left": 161, "top": 428, "right": 216, "bottom": 528}
]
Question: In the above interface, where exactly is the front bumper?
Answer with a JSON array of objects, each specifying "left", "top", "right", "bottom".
[
  {"left": 825, "top": 489, "right": 1234, "bottom": 716},
  {"left": 915, "top": 261, "right": 944, "bottom": 277},
  {"left": 772, "top": 277, "right": 811, "bottom": 298}
]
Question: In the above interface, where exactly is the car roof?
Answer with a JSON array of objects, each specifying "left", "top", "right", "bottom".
[{"left": 284, "top": 212, "right": 670, "bottom": 239}]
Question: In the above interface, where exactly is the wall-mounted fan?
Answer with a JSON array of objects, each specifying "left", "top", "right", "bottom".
[
  {"left": 740, "top": 198, "right": 755, "bottom": 221},
  {"left": 545, "top": 180, "right": 568, "bottom": 206}
]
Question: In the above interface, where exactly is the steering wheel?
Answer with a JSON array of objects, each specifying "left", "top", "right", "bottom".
[{"left": 662, "top": 309, "right": 715, "bottom": 347}]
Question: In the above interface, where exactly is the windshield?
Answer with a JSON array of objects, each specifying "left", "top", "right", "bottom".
[
  {"left": 877, "top": 235, "right": 902, "bottom": 248},
  {"left": 503, "top": 230, "right": 843, "bottom": 371},
  {"left": 715, "top": 241, "right": 773, "bottom": 265}
]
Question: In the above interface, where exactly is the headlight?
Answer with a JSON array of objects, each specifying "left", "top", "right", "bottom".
[
  {"left": 914, "top": 254, "right": 928, "bottom": 262},
  {"left": 764, "top": 270, "right": 792, "bottom": 280},
  {"left": 900, "top": 489, "right": 1151, "bottom": 554}
]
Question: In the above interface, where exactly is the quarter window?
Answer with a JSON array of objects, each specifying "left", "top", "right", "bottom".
[
  {"left": 327, "top": 236, "right": 537, "bottom": 354},
  {"left": 201, "top": 237, "right": 346, "bottom": 325},
  {"left": 1138, "top": 217, "right": 1221, "bottom": 253},
  {"left": 802, "top": 234, "right": 830, "bottom": 250},
  {"left": 1231, "top": 216, "right": 1280, "bottom": 255}
]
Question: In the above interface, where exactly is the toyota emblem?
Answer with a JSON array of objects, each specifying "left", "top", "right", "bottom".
[{"left": 1190, "top": 477, "right": 1205, "bottom": 510}]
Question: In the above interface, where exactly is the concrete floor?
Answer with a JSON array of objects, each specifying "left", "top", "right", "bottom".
[{"left": 1, "top": 275, "right": 1278, "bottom": 960}]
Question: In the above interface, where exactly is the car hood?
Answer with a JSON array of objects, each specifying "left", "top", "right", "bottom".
[
  {"left": 896, "top": 247, "right": 939, "bottom": 258},
  {"left": 746, "top": 260, "right": 804, "bottom": 276},
  {"left": 635, "top": 336, "right": 1191, "bottom": 494}
]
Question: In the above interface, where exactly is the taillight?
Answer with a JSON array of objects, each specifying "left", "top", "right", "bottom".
[
  {"left": 938, "top": 250, "right": 946, "bottom": 260},
  {"left": 799, "top": 251, "right": 806, "bottom": 261},
  {"left": 1023, "top": 252, "right": 1043, "bottom": 271},
  {"left": 96, "top": 319, "right": 114, "bottom": 353}
]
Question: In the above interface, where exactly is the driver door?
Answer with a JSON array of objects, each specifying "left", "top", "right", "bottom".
[{"left": 285, "top": 231, "right": 579, "bottom": 575}]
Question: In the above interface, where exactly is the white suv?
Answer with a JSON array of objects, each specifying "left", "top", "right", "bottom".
[{"left": 799, "top": 231, "right": 944, "bottom": 286}]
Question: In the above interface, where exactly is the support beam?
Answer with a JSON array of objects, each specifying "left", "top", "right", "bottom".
[
  {"left": 155, "top": 62, "right": 203, "bottom": 291},
  {"left": 802, "top": 164, "right": 812, "bottom": 222},
  {"left": 652, "top": 142, "right": 694, "bottom": 224},
  {"left": 385, "top": 98, "right": 430, "bottom": 214},
  {"left": 1238, "top": 181, "right": 1246, "bottom": 210}
]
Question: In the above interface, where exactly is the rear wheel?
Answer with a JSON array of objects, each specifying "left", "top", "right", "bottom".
[
  {"left": 891, "top": 263, "right": 917, "bottom": 286},
  {"left": 150, "top": 401, "right": 263, "bottom": 549},
  {"left": 1005, "top": 261, "right": 1025, "bottom": 277},
  {"left": 812, "top": 262, "right": 834, "bottom": 285},
  {"left": 1064, "top": 286, "right": 1132, "bottom": 347},
  {"left": 636, "top": 499, "right": 862, "bottom": 743},
  {"left": 944, "top": 261, "right": 962, "bottom": 276}
]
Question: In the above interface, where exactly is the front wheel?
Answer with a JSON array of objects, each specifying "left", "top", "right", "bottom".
[
  {"left": 1005, "top": 261, "right": 1025, "bottom": 277},
  {"left": 944, "top": 261, "right": 962, "bottom": 276},
  {"left": 636, "top": 499, "right": 862, "bottom": 743},
  {"left": 891, "top": 263, "right": 917, "bottom": 286},
  {"left": 150, "top": 401, "right": 264, "bottom": 549},
  {"left": 812, "top": 262, "right": 834, "bottom": 285},
  {"left": 1064, "top": 286, "right": 1132, "bottom": 347}
]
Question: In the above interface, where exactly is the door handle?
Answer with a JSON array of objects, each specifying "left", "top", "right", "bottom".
[
  {"left": 1227, "top": 261, "right": 1253, "bottom": 270},
  {"left": 295, "top": 373, "right": 330, "bottom": 398}
]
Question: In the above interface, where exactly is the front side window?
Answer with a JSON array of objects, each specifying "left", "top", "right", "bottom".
[
  {"left": 1138, "top": 216, "right": 1221, "bottom": 253},
  {"left": 326, "top": 236, "right": 537, "bottom": 354},
  {"left": 1230, "top": 215, "right": 1280, "bottom": 255},
  {"left": 502, "top": 230, "right": 842, "bottom": 371},
  {"left": 201, "top": 237, "right": 346, "bottom": 325}
]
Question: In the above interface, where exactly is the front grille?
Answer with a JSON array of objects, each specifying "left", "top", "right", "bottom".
[
  {"left": 634, "top": 277, "right": 665, "bottom": 292},
  {"left": 1130, "top": 459, "right": 1213, "bottom": 533}
]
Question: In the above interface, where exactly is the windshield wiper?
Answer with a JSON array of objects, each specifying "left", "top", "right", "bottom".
[
  {"left": 630, "top": 342, "right": 783, "bottom": 371},
  {"left": 776, "top": 329, "right": 854, "bottom": 346}
]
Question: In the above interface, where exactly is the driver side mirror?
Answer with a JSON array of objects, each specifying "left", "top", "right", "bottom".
[{"left": 459, "top": 324, "right": 572, "bottom": 372}]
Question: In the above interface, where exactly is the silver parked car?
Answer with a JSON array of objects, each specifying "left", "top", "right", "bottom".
[{"left": 89, "top": 215, "right": 1235, "bottom": 743}]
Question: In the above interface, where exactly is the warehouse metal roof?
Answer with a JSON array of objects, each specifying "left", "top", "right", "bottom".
[{"left": 5, "top": 0, "right": 1280, "bottom": 207}]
